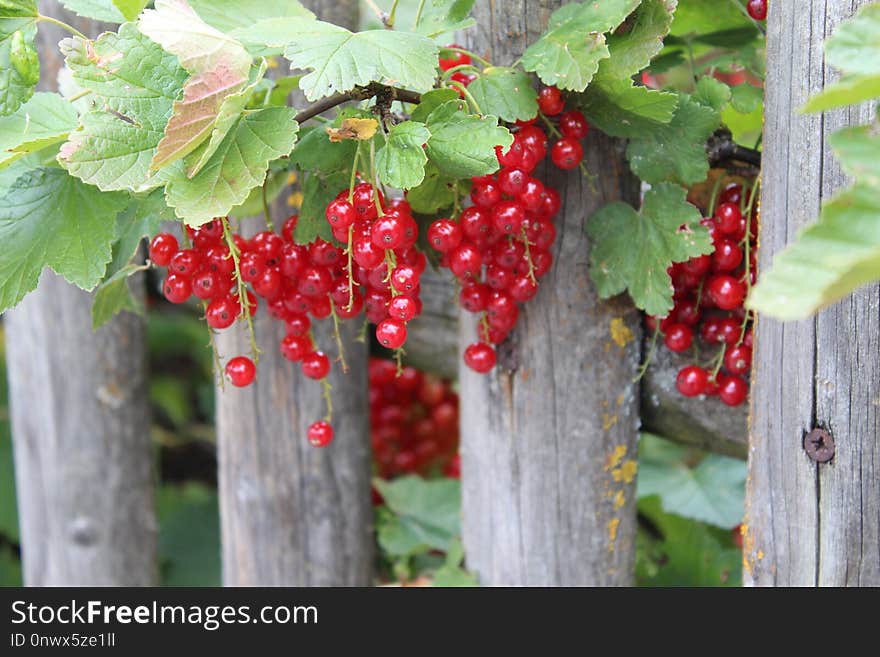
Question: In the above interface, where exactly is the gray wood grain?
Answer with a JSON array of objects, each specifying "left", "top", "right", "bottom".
[
  {"left": 216, "top": 0, "right": 373, "bottom": 586},
  {"left": 459, "top": 1, "right": 642, "bottom": 586},
  {"left": 745, "top": 0, "right": 880, "bottom": 586},
  {"left": 3, "top": 6, "right": 157, "bottom": 586}
]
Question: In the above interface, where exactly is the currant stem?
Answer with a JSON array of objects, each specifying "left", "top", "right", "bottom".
[
  {"left": 520, "top": 224, "right": 538, "bottom": 285},
  {"left": 413, "top": 0, "right": 427, "bottom": 29},
  {"left": 538, "top": 113, "right": 562, "bottom": 139},
  {"left": 441, "top": 64, "right": 481, "bottom": 80},
  {"left": 634, "top": 326, "right": 660, "bottom": 383},
  {"left": 261, "top": 182, "right": 274, "bottom": 231},
  {"left": 347, "top": 148, "right": 360, "bottom": 203},
  {"left": 321, "top": 379, "right": 334, "bottom": 423},
  {"left": 369, "top": 138, "right": 384, "bottom": 217},
  {"left": 201, "top": 300, "right": 225, "bottom": 390},
  {"left": 394, "top": 347, "right": 406, "bottom": 376},
  {"left": 329, "top": 301, "right": 349, "bottom": 373},
  {"left": 707, "top": 174, "right": 725, "bottom": 218},
  {"left": 448, "top": 80, "right": 482, "bottom": 115},
  {"left": 345, "top": 225, "right": 357, "bottom": 312},
  {"left": 37, "top": 14, "right": 87, "bottom": 39},
  {"left": 294, "top": 85, "right": 422, "bottom": 125},
  {"left": 222, "top": 218, "right": 260, "bottom": 363},
  {"left": 67, "top": 89, "right": 92, "bottom": 103},
  {"left": 442, "top": 46, "right": 492, "bottom": 68}
]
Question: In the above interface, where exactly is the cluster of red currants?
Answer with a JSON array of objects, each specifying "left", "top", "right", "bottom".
[
  {"left": 427, "top": 87, "right": 588, "bottom": 374},
  {"left": 648, "top": 182, "right": 757, "bottom": 407},
  {"left": 369, "top": 358, "right": 459, "bottom": 480}
]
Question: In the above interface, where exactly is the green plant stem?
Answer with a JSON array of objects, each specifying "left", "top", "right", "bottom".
[
  {"left": 441, "top": 63, "right": 480, "bottom": 80},
  {"left": 37, "top": 14, "right": 87, "bottom": 39},
  {"left": 729, "top": 0, "right": 767, "bottom": 35},
  {"left": 449, "top": 80, "right": 482, "bottom": 114},
  {"left": 369, "top": 138, "right": 384, "bottom": 217},
  {"left": 329, "top": 301, "right": 349, "bottom": 373},
  {"left": 634, "top": 326, "right": 660, "bottom": 383},
  {"left": 387, "top": 0, "right": 400, "bottom": 27},
  {"left": 707, "top": 174, "right": 726, "bottom": 217},
  {"left": 413, "top": 0, "right": 427, "bottom": 29},
  {"left": 222, "top": 218, "right": 260, "bottom": 363},
  {"left": 321, "top": 379, "right": 334, "bottom": 422},
  {"left": 67, "top": 89, "right": 92, "bottom": 103},
  {"left": 261, "top": 182, "right": 273, "bottom": 231},
  {"left": 347, "top": 148, "right": 361, "bottom": 202},
  {"left": 520, "top": 224, "right": 538, "bottom": 285}
]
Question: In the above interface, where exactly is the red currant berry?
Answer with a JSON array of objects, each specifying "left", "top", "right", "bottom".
[
  {"left": 205, "top": 295, "right": 239, "bottom": 329},
  {"left": 712, "top": 239, "right": 744, "bottom": 272},
  {"left": 746, "top": 0, "right": 767, "bottom": 20},
  {"left": 297, "top": 266, "right": 333, "bottom": 297},
  {"left": 371, "top": 215, "right": 405, "bottom": 250},
  {"left": 163, "top": 274, "right": 192, "bottom": 304},
  {"left": 491, "top": 200, "right": 526, "bottom": 235},
  {"left": 537, "top": 85, "right": 564, "bottom": 116},
  {"left": 169, "top": 248, "right": 202, "bottom": 276},
  {"left": 280, "top": 334, "right": 311, "bottom": 362},
  {"left": 459, "top": 283, "right": 490, "bottom": 312},
  {"left": 325, "top": 198, "right": 356, "bottom": 229},
  {"left": 707, "top": 274, "right": 746, "bottom": 310},
  {"left": 459, "top": 206, "right": 491, "bottom": 241},
  {"left": 192, "top": 268, "right": 224, "bottom": 300},
  {"left": 376, "top": 318, "right": 408, "bottom": 349},
  {"left": 550, "top": 137, "right": 583, "bottom": 170},
  {"left": 388, "top": 295, "right": 417, "bottom": 321},
  {"left": 281, "top": 215, "right": 298, "bottom": 242},
  {"left": 498, "top": 167, "right": 528, "bottom": 196},
  {"left": 391, "top": 265, "right": 420, "bottom": 295},
  {"left": 718, "top": 375, "right": 748, "bottom": 406},
  {"left": 427, "top": 218, "right": 463, "bottom": 253},
  {"left": 301, "top": 351, "right": 331, "bottom": 380},
  {"left": 239, "top": 251, "right": 267, "bottom": 284},
  {"left": 676, "top": 366, "right": 708, "bottom": 397},
  {"left": 470, "top": 179, "right": 502, "bottom": 208},
  {"left": 509, "top": 275, "right": 539, "bottom": 302},
  {"left": 448, "top": 243, "right": 483, "bottom": 278},
  {"left": 307, "top": 421, "right": 334, "bottom": 448},
  {"left": 149, "top": 233, "right": 179, "bottom": 266},
  {"left": 225, "top": 356, "right": 256, "bottom": 387},
  {"left": 664, "top": 323, "right": 694, "bottom": 353},
  {"left": 559, "top": 110, "right": 589, "bottom": 139},
  {"left": 724, "top": 344, "right": 753, "bottom": 375},
  {"left": 464, "top": 342, "right": 497, "bottom": 373},
  {"left": 517, "top": 126, "right": 549, "bottom": 160},
  {"left": 714, "top": 202, "right": 743, "bottom": 236},
  {"left": 253, "top": 267, "right": 282, "bottom": 299}
]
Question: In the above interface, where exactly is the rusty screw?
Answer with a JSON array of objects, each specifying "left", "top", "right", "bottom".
[{"left": 804, "top": 428, "right": 835, "bottom": 463}]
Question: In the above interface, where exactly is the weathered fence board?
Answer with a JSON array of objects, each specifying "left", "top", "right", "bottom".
[
  {"left": 459, "top": 1, "right": 642, "bottom": 586},
  {"left": 216, "top": 0, "right": 373, "bottom": 587},
  {"left": 745, "top": 0, "right": 880, "bottom": 586}
]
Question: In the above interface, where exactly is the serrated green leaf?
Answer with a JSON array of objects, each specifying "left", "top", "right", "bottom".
[
  {"left": 110, "top": 189, "right": 172, "bottom": 276},
  {"left": 748, "top": 183, "right": 880, "bottom": 320},
  {"left": 229, "top": 160, "right": 288, "bottom": 218},
  {"left": 637, "top": 434, "right": 745, "bottom": 529},
  {"left": 432, "top": 538, "right": 478, "bottom": 587},
  {"left": 522, "top": 0, "right": 640, "bottom": 92},
  {"left": 410, "top": 88, "right": 458, "bottom": 123},
  {"left": 0, "top": 167, "right": 128, "bottom": 312},
  {"left": 0, "top": 1, "right": 38, "bottom": 115},
  {"left": 405, "top": 160, "right": 456, "bottom": 214},
  {"left": 802, "top": 74, "right": 880, "bottom": 113},
  {"left": 626, "top": 93, "right": 720, "bottom": 186},
  {"left": 376, "top": 121, "right": 430, "bottom": 190},
  {"left": 188, "top": 0, "right": 314, "bottom": 34},
  {"left": 601, "top": 0, "right": 675, "bottom": 79},
  {"left": 824, "top": 3, "right": 880, "bottom": 77},
  {"left": 830, "top": 124, "right": 880, "bottom": 186},
  {"left": 693, "top": 76, "right": 731, "bottom": 112},
  {"left": 729, "top": 83, "right": 762, "bottom": 114},
  {"left": 587, "top": 182, "right": 712, "bottom": 316},
  {"left": 415, "top": 0, "right": 475, "bottom": 38},
  {"left": 58, "top": 24, "right": 188, "bottom": 191},
  {"left": 278, "top": 20, "right": 439, "bottom": 101},
  {"left": 0, "top": 92, "right": 77, "bottom": 169},
  {"left": 424, "top": 99, "right": 511, "bottom": 178},
  {"left": 139, "top": 0, "right": 254, "bottom": 171},
  {"left": 91, "top": 263, "right": 144, "bottom": 329},
  {"left": 58, "top": 0, "right": 125, "bottom": 22},
  {"left": 374, "top": 476, "right": 460, "bottom": 557},
  {"left": 295, "top": 170, "right": 347, "bottom": 245},
  {"left": 289, "top": 125, "right": 357, "bottom": 174},
  {"left": 466, "top": 67, "right": 538, "bottom": 123},
  {"left": 164, "top": 107, "right": 298, "bottom": 226},
  {"left": 578, "top": 78, "right": 677, "bottom": 138},
  {"left": 669, "top": 1, "right": 750, "bottom": 36}
]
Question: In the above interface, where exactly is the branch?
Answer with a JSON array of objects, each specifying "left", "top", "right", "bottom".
[
  {"left": 707, "top": 127, "right": 762, "bottom": 168},
  {"left": 294, "top": 85, "right": 422, "bottom": 125}
]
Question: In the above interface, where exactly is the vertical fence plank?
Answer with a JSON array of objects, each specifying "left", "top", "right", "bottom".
[
  {"left": 4, "top": 5, "right": 157, "bottom": 585},
  {"left": 745, "top": 0, "right": 880, "bottom": 586},
  {"left": 460, "top": 1, "right": 642, "bottom": 586},
  {"left": 216, "top": 0, "right": 373, "bottom": 586}
]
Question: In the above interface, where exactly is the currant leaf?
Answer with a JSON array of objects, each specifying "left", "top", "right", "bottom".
[
  {"left": 0, "top": 92, "right": 77, "bottom": 169},
  {"left": 424, "top": 99, "right": 512, "bottom": 179},
  {"left": 414, "top": 0, "right": 476, "bottom": 38},
  {"left": 163, "top": 107, "right": 299, "bottom": 226},
  {"left": 405, "top": 161, "right": 457, "bottom": 214},
  {"left": 748, "top": 183, "right": 880, "bottom": 320},
  {"left": 91, "top": 263, "right": 144, "bottom": 329},
  {"left": 188, "top": 0, "right": 314, "bottom": 34},
  {"left": 586, "top": 182, "right": 712, "bottom": 316},
  {"left": 58, "top": 23, "right": 188, "bottom": 192},
  {"left": 409, "top": 88, "right": 459, "bottom": 123},
  {"left": 466, "top": 67, "right": 538, "bottom": 123},
  {"left": 376, "top": 121, "right": 430, "bottom": 190},
  {"left": 58, "top": 0, "right": 125, "bottom": 22},
  {"left": 289, "top": 125, "right": 357, "bottom": 174},
  {"left": 600, "top": 0, "right": 674, "bottom": 79},
  {"left": 578, "top": 78, "right": 677, "bottom": 138},
  {"left": 295, "top": 170, "right": 347, "bottom": 245},
  {"left": 521, "top": 0, "right": 640, "bottom": 92},
  {"left": 0, "top": 1, "right": 38, "bottom": 116},
  {"left": 0, "top": 167, "right": 129, "bottom": 313}
]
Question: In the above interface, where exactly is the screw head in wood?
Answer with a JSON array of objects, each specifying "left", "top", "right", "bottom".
[{"left": 804, "top": 428, "right": 835, "bottom": 463}]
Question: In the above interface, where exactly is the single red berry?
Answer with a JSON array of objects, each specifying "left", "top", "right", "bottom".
[
  {"left": 325, "top": 198, "right": 356, "bottom": 229},
  {"left": 509, "top": 275, "right": 538, "bottom": 302},
  {"left": 307, "top": 420, "right": 334, "bottom": 448},
  {"left": 169, "top": 248, "right": 202, "bottom": 276},
  {"left": 491, "top": 200, "right": 526, "bottom": 235},
  {"left": 559, "top": 110, "right": 589, "bottom": 139},
  {"left": 464, "top": 342, "right": 497, "bottom": 373},
  {"left": 718, "top": 375, "right": 748, "bottom": 406},
  {"left": 518, "top": 177, "right": 546, "bottom": 212},
  {"left": 718, "top": 317, "right": 742, "bottom": 345},
  {"left": 517, "top": 126, "right": 549, "bottom": 160},
  {"left": 391, "top": 265, "right": 420, "bottom": 295},
  {"left": 371, "top": 214, "right": 405, "bottom": 250},
  {"left": 388, "top": 295, "right": 417, "bottom": 321},
  {"left": 309, "top": 239, "right": 342, "bottom": 267},
  {"left": 683, "top": 254, "right": 711, "bottom": 277},
  {"left": 746, "top": 0, "right": 767, "bottom": 20},
  {"left": 714, "top": 202, "right": 743, "bottom": 236},
  {"left": 163, "top": 274, "right": 192, "bottom": 304},
  {"left": 281, "top": 215, "right": 298, "bottom": 242},
  {"left": 301, "top": 351, "right": 331, "bottom": 380},
  {"left": 676, "top": 366, "right": 708, "bottom": 397},
  {"left": 448, "top": 243, "right": 483, "bottom": 278},
  {"left": 460, "top": 283, "right": 490, "bottom": 312},
  {"left": 664, "top": 323, "right": 694, "bottom": 353},
  {"left": 376, "top": 318, "right": 408, "bottom": 349},
  {"left": 712, "top": 239, "right": 744, "bottom": 272},
  {"left": 205, "top": 295, "right": 238, "bottom": 329},
  {"left": 719, "top": 183, "right": 743, "bottom": 206},
  {"left": 352, "top": 238, "right": 385, "bottom": 269},
  {"left": 707, "top": 274, "right": 746, "bottom": 310},
  {"left": 297, "top": 266, "right": 333, "bottom": 297},
  {"left": 192, "top": 268, "right": 224, "bottom": 300},
  {"left": 459, "top": 206, "right": 491, "bottom": 241},
  {"left": 470, "top": 179, "right": 502, "bottom": 207},
  {"left": 281, "top": 334, "right": 311, "bottom": 363},
  {"left": 427, "top": 219, "right": 463, "bottom": 253},
  {"left": 724, "top": 344, "right": 753, "bottom": 375},
  {"left": 253, "top": 267, "right": 282, "bottom": 299},
  {"left": 239, "top": 251, "right": 267, "bottom": 284},
  {"left": 225, "top": 356, "right": 256, "bottom": 387},
  {"left": 550, "top": 137, "right": 583, "bottom": 170},
  {"left": 486, "top": 264, "right": 514, "bottom": 290},
  {"left": 537, "top": 85, "right": 564, "bottom": 116},
  {"left": 498, "top": 167, "right": 528, "bottom": 196},
  {"left": 250, "top": 231, "right": 284, "bottom": 265},
  {"left": 149, "top": 233, "right": 179, "bottom": 266}
]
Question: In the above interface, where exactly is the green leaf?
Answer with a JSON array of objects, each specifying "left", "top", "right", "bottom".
[
  {"left": 747, "top": 183, "right": 880, "bottom": 320},
  {"left": 432, "top": 538, "right": 478, "bottom": 587},
  {"left": 188, "top": 0, "right": 314, "bottom": 34},
  {"left": 156, "top": 482, "right": 221, "bottom": 586},
  {"left": 600, "top": 0, "right": 675, "bottom": 79},
  {"left": 0, "top": 92, "right": 77, "bottom": 169},
  {"left": 164, "top": 107, "right": 299, "bottom": 226},
  {"left": 824, "top": 3, "right": 880, "bottom": 77},
  {"left": 522, "top": 0, "right": 640, "bottom": 92},
  {"left": 0, "top": 168, "right": 128, "bottom": 312},
  {"left": 139, "top": 0, "right": 254, "bottom": 170},
  {"left": 729, "top": 83, "right": 762, "bottom": 114},
  {"left": 830, "top": 124, "right": 880, "bottom": 186},
  {"left": 626, "top": 93, "right": 721, "bottom": 186},
  {"left": 578, "top": 78, "right": 677, "bottom": 138},
  {"left": 374, "top": 476, "right": 461, "bottom": 557},
  {"left": 670, "top": 1, "right": 750, "bottom": 36},
  {"left": 693, "top": 76, "right": 731, "bottom": 112},
  {"left": 295, "top": 170, "right": 347, "bottom": 244},
  {"left": 802, "top": 74, "right": 880, "bottom": 113},
  {"left": 406, "top": 160, "right": 457, "bottom": 214},
  {"left": 637, "top": 434, "right": 745, "bottom": 529},
  {"left": 289, "top": 124, "right": 357, "bottom": 174},
  {"left": 229, "top": 159, "right": 288, "bottom": 218},
  {"left": 58, "top": 0, "right": 125, "bottom": 22},
  {"left": 376, "top": 121, "right": 430, "bottom": 190},
  {"left": 0, "top": 1, "right": 38, "bottom": 115},
  {"left": 91, "top": 263, "right": 144, "bottom": 329},
  {"left": 279, "top": 20, "right": 439, "bottom": 100},
  {"left": 466, "top": 67, "right": 538, "bottom": 123},
  {"left": 113, "top": 0, "right": 148, "bottom": 20},
  {"left": 587, "top": 182, "right": 711, "bottom": 316},
  {"left": 58, "top": 24, "right": 188, "bottom": 191},
  {"left": 414, "top": 0, "right": 476, "bottom": 38},
  {"left": 424, "top": 99, "right": 512, "bottom": 178},
  {"left": 409, "top": 88, "right": 458, "bottom": 123}
]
